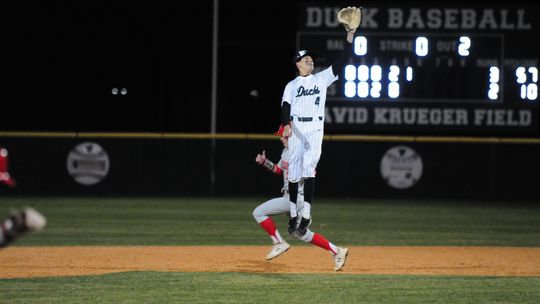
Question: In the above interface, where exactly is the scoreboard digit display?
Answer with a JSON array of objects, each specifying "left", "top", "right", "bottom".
[{"left": 297, "top": 2, "right": 539, "bottom": 135}]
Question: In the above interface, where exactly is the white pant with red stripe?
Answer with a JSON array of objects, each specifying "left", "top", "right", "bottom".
[{"left": 252, "top": 194, "right": 314, "bottom": 242}]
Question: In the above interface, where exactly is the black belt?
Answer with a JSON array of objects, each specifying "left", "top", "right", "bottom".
[{"left": 291, "top": 116, "right": 323, "bottom": 122}]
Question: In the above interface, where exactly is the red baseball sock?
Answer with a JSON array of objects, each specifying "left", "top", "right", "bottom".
[
  {"left": 311, "top": 233, "right": 337, "bottom": 255},
  {"left": 259, "top": 218, "right": 283, "bottom": 243}
]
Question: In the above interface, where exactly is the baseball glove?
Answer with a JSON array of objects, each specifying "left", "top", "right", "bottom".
[{"left": 337, "top": 6, "right": 362, "bottom": 32}]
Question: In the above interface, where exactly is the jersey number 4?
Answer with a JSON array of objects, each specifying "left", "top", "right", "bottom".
[{"left": 315, "top": 97, "right": 320, "bottom": 106}]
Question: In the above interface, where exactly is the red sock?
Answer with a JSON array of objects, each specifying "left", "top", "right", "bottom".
[
  {"left": 311, "top": 233, "right": 336, "bottom": 254},
  {"left": 259, "top": 218, "right": 278, "bottom": 239}
]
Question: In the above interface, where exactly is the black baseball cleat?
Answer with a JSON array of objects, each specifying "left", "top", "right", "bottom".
[
  {"left": 296, "top": 217, "right": 312, "bottom": 237},
  {"left": 287, "top": 216, "right": 297, "bottom": 236}
]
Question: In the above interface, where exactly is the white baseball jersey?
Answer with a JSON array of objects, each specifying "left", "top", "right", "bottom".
[
  {"left": 281, "top": 66, "right": 338, "bottom": 182},
  {"left": 281, "top": 66, "right": 337, "bottom": 118}
]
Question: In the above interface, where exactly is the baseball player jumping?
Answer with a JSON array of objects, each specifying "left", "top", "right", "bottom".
[
  {"left": 281, "top": 7, "right": 361, "bottom": 237},
  {"left": 253, "top": 125, "right": 348, "bottom": 271}
]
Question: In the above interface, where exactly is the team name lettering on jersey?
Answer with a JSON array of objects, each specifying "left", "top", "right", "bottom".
[{"left": 296, "top": 85, "right": 320, "bottom": 97}]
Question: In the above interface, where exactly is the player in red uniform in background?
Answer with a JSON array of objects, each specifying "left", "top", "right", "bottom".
[
  {"left": 0, "top": 147, "right": 46, "bottom": 247},
  {"left": 0, "top": 146, "right": 16, "bottom": 187}
]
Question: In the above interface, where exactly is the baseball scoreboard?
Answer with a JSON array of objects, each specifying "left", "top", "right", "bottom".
[{"left": 297, "top": 2, "right": 539, "bottom": 135}]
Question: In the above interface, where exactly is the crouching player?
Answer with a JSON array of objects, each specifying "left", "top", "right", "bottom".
[{"left": 252, "top": 125, "right": 349, "bottom": 271}]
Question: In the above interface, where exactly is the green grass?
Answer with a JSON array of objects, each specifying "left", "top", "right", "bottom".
[
  {"left": 1, "top": 197, "right": 539, "bottom": 246},
  {"left": 1, "top": 272, "right": 539, "bottom": 304},
  {"left": 1, "top": 197, "right": 539, "bottom": 303}
]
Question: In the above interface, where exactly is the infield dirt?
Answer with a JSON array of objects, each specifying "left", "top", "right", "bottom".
[{"left": 1, "top": 246, "right": 539, "bottom": 278}]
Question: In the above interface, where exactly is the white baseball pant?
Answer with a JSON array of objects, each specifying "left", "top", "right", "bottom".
[
  {"left": 288, "top": 119, "right": 323, "bottom": 183},
  {"left": 252, "top": 194, "right": 314, "bottom": 243}
]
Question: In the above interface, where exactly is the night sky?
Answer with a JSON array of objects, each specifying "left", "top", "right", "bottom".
[{"left": 5, "top": 0, "right": 303, "bottom": 133}]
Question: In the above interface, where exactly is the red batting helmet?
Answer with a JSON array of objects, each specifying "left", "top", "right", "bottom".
[{"left": 274, "top": 124, "right": 286, "bottom": 137}]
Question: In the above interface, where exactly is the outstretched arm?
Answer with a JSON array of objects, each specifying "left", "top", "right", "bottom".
[
  {"left": 331, "top": 28, "right": 356, "bottom": 77},
  {"left": 332, "top": 6, "right": 362, "bottom": 76}
]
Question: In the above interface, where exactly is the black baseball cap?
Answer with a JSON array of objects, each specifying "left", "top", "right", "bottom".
[{"left": 294, "top": 50, "right": 316, "bottom": 63}]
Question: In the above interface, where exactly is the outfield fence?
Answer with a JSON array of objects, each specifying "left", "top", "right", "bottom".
[{"left": 1, "top": 132, "right": 539, "bottom": 201}]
